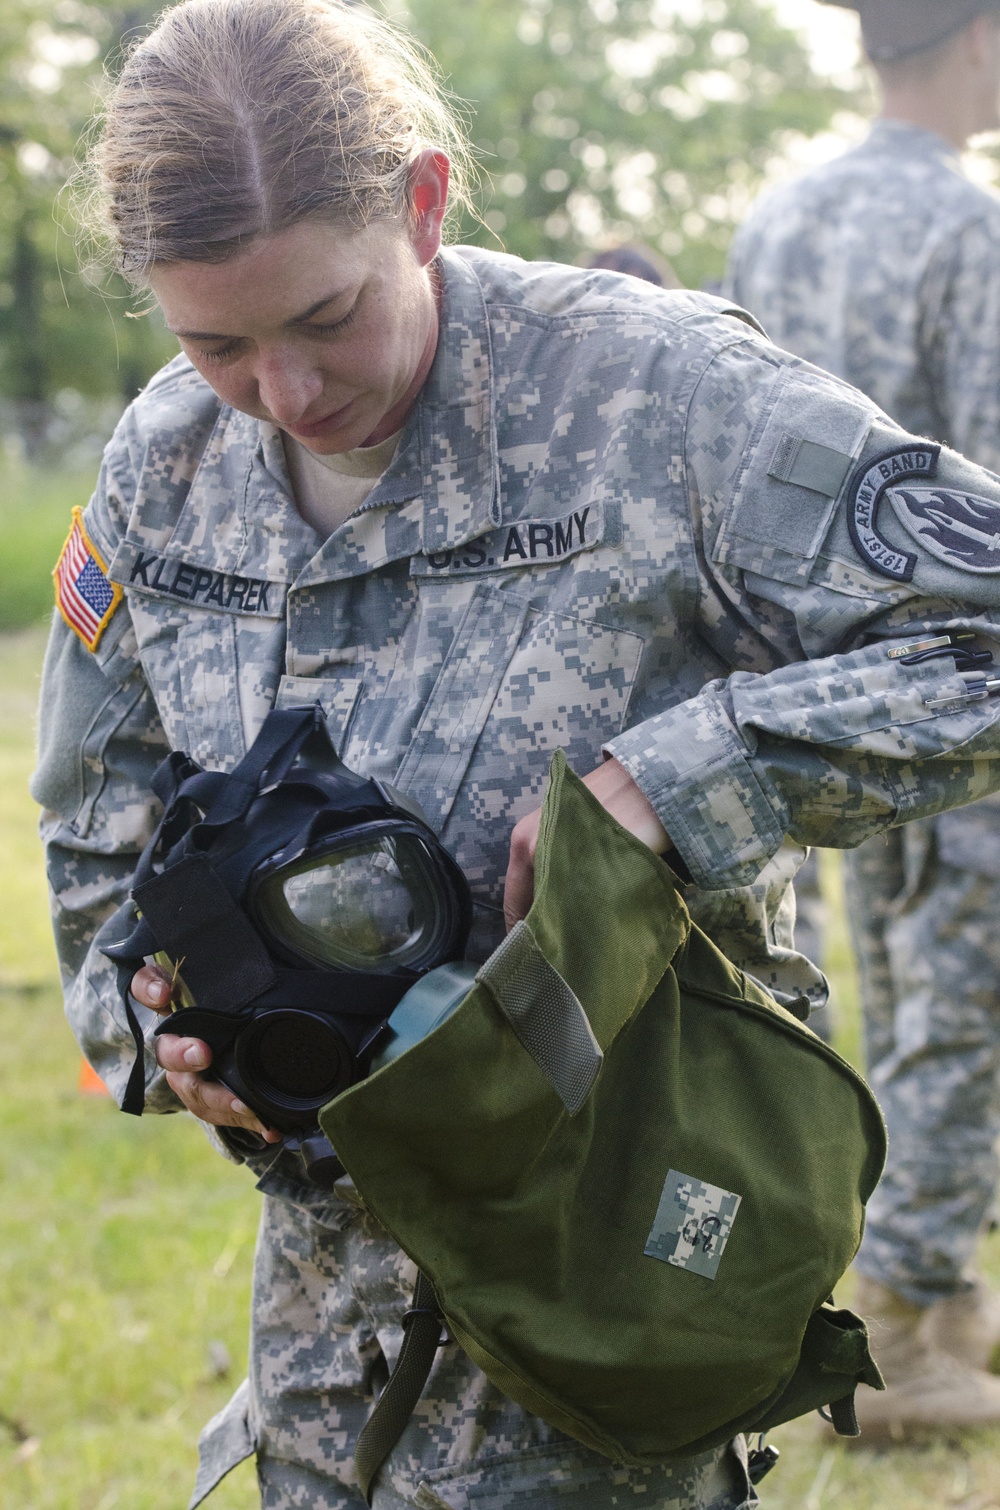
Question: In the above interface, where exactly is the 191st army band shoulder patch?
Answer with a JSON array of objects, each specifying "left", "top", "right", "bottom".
[
  {"left": 54, "top": 507, "right": 122, "bottom": 652},
  {"left": 848, "top": 444, "right": 1000, "bottom": 581},
  {"left": 847, "top": 445, "right": 940, "bottom": 582}
]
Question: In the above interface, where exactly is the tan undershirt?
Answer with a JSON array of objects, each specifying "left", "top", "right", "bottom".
[{"left": 282, "top": 428, "right": 402, "bottom": 538}]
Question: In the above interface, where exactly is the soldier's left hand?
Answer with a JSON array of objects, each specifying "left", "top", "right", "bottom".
[
  {"left": 131, "top": 962, "right": 282, "bottom": 1142},
  {"left": 503, "top": 756, "right": 671, "bottom": 930}
]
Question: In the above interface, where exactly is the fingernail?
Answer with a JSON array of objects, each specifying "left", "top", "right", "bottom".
[
  {"left": 231, "top": 1099, "right": 247, "bottom": 1114},
  {"left": 150, "top": 980, "right": 168, "bottom": 1004},
  {"left": 184, "top": 1044, "right": 207, "bottom": 1067}
]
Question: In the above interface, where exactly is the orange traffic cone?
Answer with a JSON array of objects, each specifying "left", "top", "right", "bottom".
[{"left": 78, "top": 1058, "right": 111, "bottom": 1097}]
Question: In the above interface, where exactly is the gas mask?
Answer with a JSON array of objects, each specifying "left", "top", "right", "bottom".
[{"left": 101, "top": 705, "right": 472, "bottom": 1179}]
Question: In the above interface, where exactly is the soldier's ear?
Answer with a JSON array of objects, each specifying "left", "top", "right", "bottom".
[{"left": 407, "top": 151, "right": 450, "bottom": 268}]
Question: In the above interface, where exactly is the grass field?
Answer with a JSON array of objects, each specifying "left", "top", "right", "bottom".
[
  {"left": 2, "top": 469, "right": 999, "bottom": 1508},
  {"left": 0, "top": 464, "right": 102, "bottom": 635},
  {"left": 1, "top": 623, "right": 261, "bottom": 1507}
]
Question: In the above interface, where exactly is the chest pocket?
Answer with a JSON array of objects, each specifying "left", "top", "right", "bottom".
[
  {"left": 174, "top": 614, "right": 247, "bottom": 765},
  {"left": 392, "top": 582, "right": 644, "bottom": 904},
  {"left": 111, "top": 540, "right": 290, "bottom": 764},
  {"left": 276, "top": 672, "right": 364, "bottom": 756},
  {"left": 127, "top": 590, "right": 286, "bottom": 769},
  {"left": 712, "top": 368, "right": 872, "bottom": 587}
]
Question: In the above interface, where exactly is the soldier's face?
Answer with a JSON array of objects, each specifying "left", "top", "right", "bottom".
[{"left": 149, "top": 162, "right": 447, "bottom": 453}]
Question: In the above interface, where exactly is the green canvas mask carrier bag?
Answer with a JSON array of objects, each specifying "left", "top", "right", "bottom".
[{"left": 320, "top": 753, "right": 886, "bottom": 1499}]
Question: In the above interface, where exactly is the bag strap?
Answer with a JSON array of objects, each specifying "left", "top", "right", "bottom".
[
  {"left": 747, "top": 1304, "right": 884, "bottom": 1441},
  {"left": 354, "top": 1272, "right": 443, "bottom": 1505}
]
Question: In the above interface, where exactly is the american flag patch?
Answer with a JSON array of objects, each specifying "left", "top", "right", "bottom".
[{"left": 53, "top": 508, "right": 122, "bottom": 652}]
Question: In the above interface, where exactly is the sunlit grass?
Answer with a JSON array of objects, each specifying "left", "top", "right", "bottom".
[
  {"left": 0, "top": 981, "right": 262, "bottom": 1509},
  {"left": 0, "top": 624, "right": 260, "bottom": 1508}
]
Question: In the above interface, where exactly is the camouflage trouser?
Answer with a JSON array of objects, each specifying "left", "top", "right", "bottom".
[
  {"left": 190, "top": 1183, "right": 757, "bottom": 1509},
  {"left": 845, "top": 819, "right": 1000, "bottom": 1306}
]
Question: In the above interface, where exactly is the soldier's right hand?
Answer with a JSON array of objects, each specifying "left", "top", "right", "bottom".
[{"left": 131, "top": 963, "right": 282, "bottom": 1142}]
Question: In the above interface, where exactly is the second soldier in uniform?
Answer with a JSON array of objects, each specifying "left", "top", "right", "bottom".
[{"left": 727, "top": 0, "right": 1000, "bottom": 1435}]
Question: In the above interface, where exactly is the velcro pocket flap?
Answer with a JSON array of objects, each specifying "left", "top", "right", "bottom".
[
  {"left": 476, "top": 920, "right": 603, "bottom": 1115},
  {"left": 713, "top": 370, "right": 872, "bottom": 585}
]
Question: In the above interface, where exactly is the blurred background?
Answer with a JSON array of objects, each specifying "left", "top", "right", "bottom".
[
  {"left": 0, "top": 0, "right": 874, "bottom": 480},
  {"left": 1, "top": 1, "right": 998, "bottom": 1505}
]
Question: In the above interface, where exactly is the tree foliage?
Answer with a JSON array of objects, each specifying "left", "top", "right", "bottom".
[
  {"left": 399, "top": 0, "right": 856, "bottom": 284},
  {"left": 0, "top": 0, "right": 858, "bottom": 428},
  {"left": 0, "top": 1, "right": 174, "bottom": 435}
]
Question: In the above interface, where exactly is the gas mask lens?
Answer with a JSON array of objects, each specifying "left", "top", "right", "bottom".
[{"left": 252, "top": 825, "right": 451, "bottom": 975}]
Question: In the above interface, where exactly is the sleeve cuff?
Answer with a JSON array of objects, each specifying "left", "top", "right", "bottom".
[{"left": 604, "top": 692, "right": 789, "bottom": 890}]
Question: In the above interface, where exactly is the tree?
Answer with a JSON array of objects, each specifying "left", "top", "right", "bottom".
[
  {"left": 0, "top": 0, "right": 173, "bottom": 446},
  {"left": 0, "top": 0, "right": 858, "bottom": 436},
  {"left": 398, "top": 0, "right": 858, "bottom": 287}
]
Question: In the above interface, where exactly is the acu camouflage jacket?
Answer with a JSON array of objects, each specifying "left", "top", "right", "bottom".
[
  {"left": 32, "top": 246, "right": 1000, "bottom": 1168},
  {"left": 725, "top": 117, "right": 1000, "bottom": 865}
]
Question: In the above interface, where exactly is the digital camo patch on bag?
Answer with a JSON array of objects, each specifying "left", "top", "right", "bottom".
[{"left": 644, "top": 1170, "right": 742, "bottom": 1281}]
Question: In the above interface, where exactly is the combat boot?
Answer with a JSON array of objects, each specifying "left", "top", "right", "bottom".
[
  {"left": 850, "top": 1277, "right": 1000, "bottom": 1438},
  {"left": 919, "top": 1275, "right": 1000, "bottom": 1373}
]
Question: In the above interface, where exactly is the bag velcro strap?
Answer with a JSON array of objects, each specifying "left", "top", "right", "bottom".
[
  {"left": 827, "top": 1391, "right": 860, "bottom": 1438},
  {"left": 476, "top": 919, "right": 603, "bottom": 1115}
]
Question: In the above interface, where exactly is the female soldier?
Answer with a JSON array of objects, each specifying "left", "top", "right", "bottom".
[{"left": 34, "top": 0, "right": 1000, "bottom": 1503}]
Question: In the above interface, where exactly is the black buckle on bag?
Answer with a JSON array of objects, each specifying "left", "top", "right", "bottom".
[
  {"left": 821, "top": 1392, "right": 860, "bottom": 1437},
  {"left": 401, "top": 1305, "right": 439, "bottom": 1329},
  {"left": 747, "top": 1439, "right": 780, "bottom": 1484},
  {"left": 401, "top": 1303, "right": 449, "bottom": 1348}
]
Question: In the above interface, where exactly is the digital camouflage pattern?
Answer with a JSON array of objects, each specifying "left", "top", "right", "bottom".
[
  {"left": 843, "top": 824, "right": 1000, "bottom": 1306},
  {"left": 644, "top": 1171, "right": 742, "bottom": 1281},
  {"left": 783, "top": 850, "right": 835, "bottom": 1044},
  {"left": 191, "top": 1190, "right": 754, "bottom": 1508},
  {"left": 726, "top": 117, "right": 1000, "bottom": 1305},
  {"left": 725, "top": 119, "right": 1000, "bottom": 471},
  {"left": 32, "top": 244, "right": 1000, "bottom": 1500}
]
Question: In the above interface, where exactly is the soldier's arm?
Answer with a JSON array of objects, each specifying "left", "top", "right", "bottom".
[
  {"left": 33, "top": 595, "right": 285, "bottom": 1143},
  {"left": 920, "top": 211, "right": 1000, "bottom": 473},
  {"left": 32, "top": 608, "right": 183, "bottom": 1108},
  {"left": 604, "top": 338, "right": 1000, "bottom": 893},
  {"left": 30, "top": 444, "right": 181, "bottom": 1112}
]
